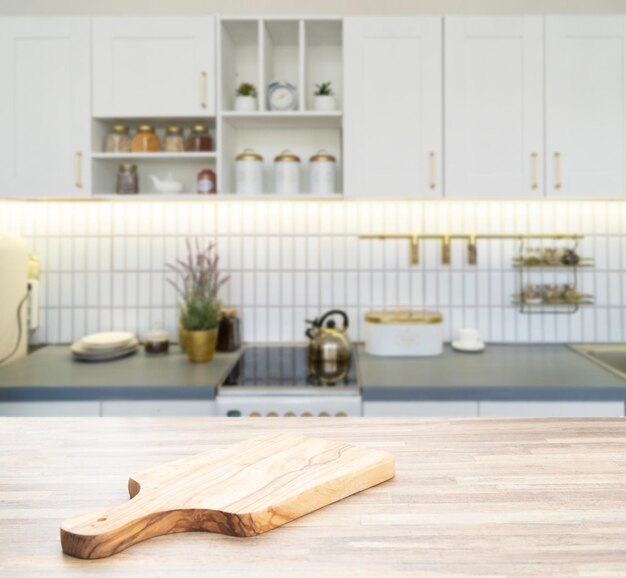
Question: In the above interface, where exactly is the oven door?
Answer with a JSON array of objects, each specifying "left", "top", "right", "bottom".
[{"left": 216, "top": 394, "right": 363, "bottom": 418}]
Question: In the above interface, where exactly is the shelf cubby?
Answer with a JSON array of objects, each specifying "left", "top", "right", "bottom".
[
  {"left": 262, "top": 19, "right": 301, "bottom": 111},
  {"left": 304, "top": 20, "right": 343, "bottom": 111},
  {"left": 92, "top": 156, "right": 216, "bottom": 196},
  {"left": 220, "top": 20, "right": 260, "bottom": 112},
  {"left": 219, "top": 118, "right": 342, "bottom": 195}
]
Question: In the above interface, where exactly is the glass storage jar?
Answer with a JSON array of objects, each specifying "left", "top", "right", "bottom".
[
  {"left": 197, "top": 169, "right": 216, "bottom": 194},
  {"left": 163, "top": 126, "right": 185, "bottom": 153},
  {"left": 105, "top": 125, "right": 132, "bottom": 153},
  {"left": 186, "top": 125, "right": 213, "bottom": 152},
  {"left": 116, "top": 163, "right": 139, "bottom": 194},
  {"left": 144, "top": 322, "right": 170, "bottom": 355},
  {"left": 132, "top": 125, "right": 160, "bottom": 152},
  {"left": 217, "top": 308, "right": 241, "bottom": 352}
]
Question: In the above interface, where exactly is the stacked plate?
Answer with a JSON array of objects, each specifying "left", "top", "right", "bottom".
[{"left": 71, "top": 332, "right": 139, "bottom": 362}]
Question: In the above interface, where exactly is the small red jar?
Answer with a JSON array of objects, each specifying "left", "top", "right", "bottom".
[{"left": 197, "top": 169, "right": 216, "bottom": 194}]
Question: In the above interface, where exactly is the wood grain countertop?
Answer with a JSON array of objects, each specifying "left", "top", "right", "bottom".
[{"left": 2, "top": 418, "right": 626, "bottom": 577}]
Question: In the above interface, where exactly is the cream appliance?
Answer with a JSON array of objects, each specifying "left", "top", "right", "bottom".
[
  {"left": 364, "top": 310, "right": 444, "bottom": 357},
  {"left": 0, "top": 235, "right": 29, "bottom": 366},
  {"left": 216, "top": 346, "right": 362, "bottom": 417}
]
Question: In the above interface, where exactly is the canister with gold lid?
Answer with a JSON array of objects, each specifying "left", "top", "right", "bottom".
[
  {"left": 364, "top": 309, "right": 444, "bottom": 357},
  {"left": 235, "top": 148, "right": 263, "bottom": 194},
  {"left": 309, "top": 149, "right": 337, "bottom": 194},
  {"left": 274, "top": 149, "right": 300, "bottom": 194}
]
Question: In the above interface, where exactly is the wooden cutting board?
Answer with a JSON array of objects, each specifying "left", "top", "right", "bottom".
[{"left": 60, "top": 433, "right": 395, "bottom": 559}]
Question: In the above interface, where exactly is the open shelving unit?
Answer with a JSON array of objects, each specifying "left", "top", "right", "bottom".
[
  {"left": 91, "top": 117, "right": 217, "bottom": 196},
  {"left": 218, "top": 16, "right": 344, "bottom": 196},
  {"left": 85, "top": 17, "right": 343, "bottom": 198}
]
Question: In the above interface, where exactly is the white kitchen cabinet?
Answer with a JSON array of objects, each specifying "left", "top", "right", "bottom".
[
  {"left": 93, "top": 17, "right": 215, "bottom": 117},
  {"left": 445, "top": 16, "right": 543, "bottom": 198},
  {"left": 0, "top": 401, "right": 101, "bottom": 417},
  {"left": 0, "top": 18, "right": 90, "bottom": 198},
  {"left": 101, "top": 400, "right": 216, "bottom": 417},
  {"left": 344, "top": 17, "right": 442, "bottom": 198},
  {"left": 479, "top": 401, "right": 625, "bottom": 418},
  {"left": 546, "top": 16, "right": 626, "bottom": 198},
  {"left": 363, "top": 401, "right": 478, "bottom": 417}
]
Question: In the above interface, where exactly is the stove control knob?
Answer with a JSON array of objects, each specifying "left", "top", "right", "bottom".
[
  {"left": 285, "top": 412, "right": 296, "bottom": 417},
  {"left": 335, "top": 412, "right": 347, "bottom": 417},
  {"left": 319, "top": 412, "right": 330, "bottom": 417},
  {"left": 249, "top": 412, "right": 261, "bottom": 417},
  {"left": 267, "top": 411, "right": 279, "bottom": 417},
  {"left": 302, "top": 412, "right": 313, "bottom": 417}
]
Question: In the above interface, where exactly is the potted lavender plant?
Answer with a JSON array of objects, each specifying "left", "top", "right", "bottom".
[{"left": 167, "top": 239, "right": 229, "bottom": 363}]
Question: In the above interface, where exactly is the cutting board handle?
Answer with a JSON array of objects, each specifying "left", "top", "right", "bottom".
[{"left": 60, "top": 485, "right": 257, "bottom": 559}]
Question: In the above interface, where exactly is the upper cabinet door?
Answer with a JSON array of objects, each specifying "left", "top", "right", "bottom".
[
  {"left": 0, "top": 18, "right": 90, "bottom": 198},
  {"left": 344, "top": 17, "right": 442, "bottom": 198},
  {"left": 546, "top": 16, "right": 626, "bottom": 197},
  {"left": 445, "top": 17, "right": 544, "bottom": 198},
  {"left": 93, "top": 17, "right": 215, "bottom": 117}
]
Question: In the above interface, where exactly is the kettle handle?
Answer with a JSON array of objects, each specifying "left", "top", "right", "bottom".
[{"left": 319, "top": 310, "right": 349, "bottom": 330}]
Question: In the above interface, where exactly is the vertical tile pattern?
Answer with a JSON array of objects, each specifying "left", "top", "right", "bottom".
[{"left": 2, "top": 200, "right": 624, "bottom": 344}]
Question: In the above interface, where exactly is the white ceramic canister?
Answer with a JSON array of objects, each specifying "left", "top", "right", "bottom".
[
  {"left": 274, "top": 150, "right": 300, "bottom": 194},
  {"left": 364, "top": 310, "right": 444, "bottom": 357},
  {"left": 310, "top": 150, "right": 337, "bottom": 194},
  {"left": 235, "top": 148, "right": 263, "bottom": 194}
]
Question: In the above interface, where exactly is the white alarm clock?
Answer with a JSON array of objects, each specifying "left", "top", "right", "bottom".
[{"left": 267, "top": 81, "right": 298, "bottom": 111}]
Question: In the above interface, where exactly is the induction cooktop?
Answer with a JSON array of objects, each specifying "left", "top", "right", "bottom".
[{"left": 220, "top": 346, "right": 359, "bottom": 395}]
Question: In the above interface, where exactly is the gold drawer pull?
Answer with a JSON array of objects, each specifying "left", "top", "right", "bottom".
[
  {"left": 429, "top": 152, "right": 436, "bottom": 189},
  {"left": 554, "top": 152, "right": 562, "bottom": 189},
  {"left": 200, "top": 71, "right": 207, "bottom": 109},
  {"left": 531, "top": 152, "right": 539, "bottom": 190},
  {"left": 74, "top": 152, "right": 82, "bottom": 188}
]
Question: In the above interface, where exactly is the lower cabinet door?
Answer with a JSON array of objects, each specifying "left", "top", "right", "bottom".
[
  {"left": 0, "top": 401, "right": 101, "bottom": 417},
  {"left": 100, "top": 400, "right": 216, "bottom": 417},
  {"left": 479, "top": 401, "right": 625, "bottom": 417},
  {"left": 363, "top": 401, "right": 479, "bottom": 417}
]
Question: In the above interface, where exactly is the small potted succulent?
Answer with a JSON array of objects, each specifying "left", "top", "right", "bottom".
[
  {"left": 313, "top": 81, "right": 336, "bottom": 111},
  {"left": 167, "top": 239, "right": 229, "bottom": 363},
  {"left": 234, "top": 82, "right": 258, "bottom": 111}
]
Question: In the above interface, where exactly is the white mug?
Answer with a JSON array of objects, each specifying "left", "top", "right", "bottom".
[{"left": 457, "top": 328, "right": 481, "bottom": 344}]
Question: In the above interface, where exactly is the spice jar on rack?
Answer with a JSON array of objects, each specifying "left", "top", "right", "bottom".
[
  {"left": 163, "top": 126, "right": 185, "bottom": 152},
  {"left": 186, "top": 125, "right": 213, "bottom": 152},
  {"left": 132, "top": 125, "right": 160, "bottom": 152},
  {"left": 105, "top": 125, "right": 132, "bottom": 153},
  {"left": 116, "top": 163, "right": 139, "bottom": 194}
]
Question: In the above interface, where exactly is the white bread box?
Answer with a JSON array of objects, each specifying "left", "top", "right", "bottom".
[{"left": 364, "top": 310, "right": 443, "bottom": 357}]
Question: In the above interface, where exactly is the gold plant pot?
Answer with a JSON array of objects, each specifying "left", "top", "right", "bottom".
[
  {"left": 185, "top": 328, "right": 218, "bottom": 363},
  {"left": 178, "top": 324, "right": 188, "bottom": 352}
]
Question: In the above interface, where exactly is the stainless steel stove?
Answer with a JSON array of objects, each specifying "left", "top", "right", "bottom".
[{"left": 216, "top": 346, "right": 362, "bottom": 417}]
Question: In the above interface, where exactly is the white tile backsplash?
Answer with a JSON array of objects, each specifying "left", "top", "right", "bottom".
[{"left": 3, "top": 199, "right": 626, "bottom": 344}]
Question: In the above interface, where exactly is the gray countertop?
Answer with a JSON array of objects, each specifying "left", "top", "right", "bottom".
[
  {"left": 358, "top": 344, "right": 626, "bottom": 401},
  {"left": 0, "top": 346, "right": 241, "bottom": 401},
  {"left": 1, "top": 343, "right": 626, "bottom": 403}
]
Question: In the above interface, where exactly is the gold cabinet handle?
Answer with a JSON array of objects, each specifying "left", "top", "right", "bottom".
[
  {"left": 200, "top": 71, "right": 207, "bottom": 109},
  {"left": 74, "top": 151, "right": 82, "bottom": 188},
  {"left": 531, "top": 152, "right": 539, "bottom": 190},
  {"left": 554, "top": 152, "right": 562, "bottom": 189},
  {"left": 429, "top": 152, "right": 436, "bottom": 189}
]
